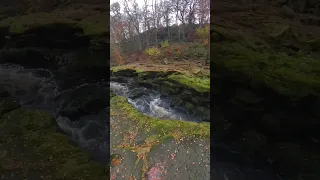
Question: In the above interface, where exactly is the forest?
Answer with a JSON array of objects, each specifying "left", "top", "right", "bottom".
[{"left": 110, "top": 0, "right": 210, "bottom": 65}]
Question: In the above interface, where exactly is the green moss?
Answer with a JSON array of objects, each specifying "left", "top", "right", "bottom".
[
  {"left": 0, "top": 13, "right": 76, "bottom": 34},
  {"left": 111, "top": 96, "right": 210, "bottom": 140},
  {"left": 111, "top": 66, "right": 144, "bottom": 74},
  {"left": 0, "top": 122, "right": 25, "bottom": 137},
  {"left": 76, "top": 15, "right": 109, "bottom": 36},
  {"left": 306, "top": 38, "right": 320, "bottom": 51},
  {"left": 0, "top": 108, "right": 53, "bottom": 130},
  {"left": 0, "top": 13, "right": 108, "bottom": 36},
  {"left": 56, "top": 159, "right": 107, "bottom": 179},
  {"left": 0, "top": 17, "right": 14, "bottom": 28},
  {"left": 213, "top": 40, "right": 320, "bottom": 97},
  {"left": 0, "top": 106, "right": 109, "bottom": 179},
  {"left": 168, "top": 74, "right": 210, "bottom": 93}
]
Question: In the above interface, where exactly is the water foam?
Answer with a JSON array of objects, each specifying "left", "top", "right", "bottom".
[{"left": 110, "top": 81, "right": 200, "bottom": 122}]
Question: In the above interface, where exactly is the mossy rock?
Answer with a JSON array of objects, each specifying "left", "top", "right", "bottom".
[
  {"left": 1, "top": 108, "right": 53, "bottom": 130},
  {"left": 0, "top": 13, "right": 76, "bottom": 34},
  {"left": 306, "top": 38, "right": 320, "bottom": 52},
  {"left": 0, "top": 106, "right": 109, "bottom": 179},
  {"left": 212, "top": 39, "right": 320, "bottom": 98},
  {"left": 111, "top": 96, "right": 210, "bottom": 141},
  {"left": 0, "top": 122, "right": 25, "bottom": 137},
  {"left": 0, "top": 13, "right": 108, "bottom": 36},
  {"left": 168, "top": 74, "right": 210, "bottom": 93},
  {"left": 76, "top": 15, "right": 109, "bottom": 36},
  {"left": 0, "top": 96, "right": 21, "bottom": 118}
]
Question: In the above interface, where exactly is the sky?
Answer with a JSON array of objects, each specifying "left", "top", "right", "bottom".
[
  {"left": 110, "top": 0, "right": 145, "bottom": 8},
  {"left": 110, "top": 0, "right": 180, "bottom": 27}
]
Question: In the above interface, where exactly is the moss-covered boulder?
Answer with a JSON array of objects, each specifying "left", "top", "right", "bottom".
[
  {"left": 0, "top": 96, "right": 20, "bottom": 118},
  {"left": 211, "top": 25, "right": 320, "bottom": 139},
  {"left": 0, "top": 95, "right": 109, "bottom": 179},
  {"left": 0, "top": 12, "right": 108, "bottom": 49}
]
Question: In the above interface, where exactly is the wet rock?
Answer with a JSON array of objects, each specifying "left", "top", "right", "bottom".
[
  {"left": 277, "top": 0, "right": 288, "bottom": 5},
  {"left": 268, "top": 142, "right": 320, "bottom": 179},
  {"left": 146, "top": 166, "right": 164, "bottom": 180},
  {"left": 57, "top": 85, "right": 109, "bottom": 121},
  {"left": 81, "top": 121, "right": 105, "bottom": 141},
  {"left": 282, "top": 5, "right": 295, "bottom": 19},
  {"left": 0, "top": 48, "right": 56, "bottom": 69},
  {"left": 128, "top": 88, "right": 149, "bottom": 99},
  {"left": 0, "top": 87, "right": 9, "bottom": 98},
  {"left": 111, "top": 69, "right": 137, "bottom": 77},
  {"left": 0, "top": 122, "right": 25, "bottom": 137},
  {"left": 0, "top": 96, "right": 21, "bottom": 118},
  {"left": 241, "top": 131, "right": 266, "bottom": 151},
  {"left": 1, "top": 108, "right": 53, "bottom": 130}
]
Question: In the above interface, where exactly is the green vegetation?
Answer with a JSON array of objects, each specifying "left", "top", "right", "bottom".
[
  {"left": 212, "top": 26, "right": 320, "bottom": 98},
  {"left": 0, "top": 13, "right": 108, "bottom": 36},
  {"left": 144, "top": 47, "right": 161, "bottom": 58},
  {"left": 168, "top": 74, "right": 210, "bottom": 93},
  {"left": 306, "top": 38, "right": 320, "bottom": 52},
  {"left": 0, "top": 99, "right": 108, "bottom": 179},
  {"left": 0, "top": 13, "right": 76, "bottom": 34},
  {"left": 111, "top": 96, "right": 210, "bottom": 141},
  {"left": 76, "top": 15, "right": 109, "bottom": 36},
  {"left": 111, "top": 67, "right": 210, "bottom": 93}
]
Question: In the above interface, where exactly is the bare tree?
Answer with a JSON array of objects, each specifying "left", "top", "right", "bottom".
[
  {"left": 177, "top": 0, "right": 189, "bottom": 40},
  {"left": 110, "top": 2, "right": 123, "bottom": 55},
  {"left": 142, "top": 0, "right": 151, "bottom": 48},
  {"left": 173, "top": 0, "right": 181, "bottom": 40},
  {"left": 161, "top": 0, "right": 172, "bottom": 37},
  {"left": 187, "top": 0, "right": 197, "bottom": 25},
  {"left": 123, "top": 0, "right": 142, "bottom": 51},
  {"left": 196, "top": 0, "right": 210, "bottom": 26}
]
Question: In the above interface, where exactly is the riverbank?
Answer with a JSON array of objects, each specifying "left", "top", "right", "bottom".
[
  {"left": 109, "top": 64, "right": 210, "bottom": 179},
  {"left": 0, "top": 88, "right": 109, "bottom": 179}
]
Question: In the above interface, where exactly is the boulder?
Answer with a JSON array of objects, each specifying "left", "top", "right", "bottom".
[
  {"left": 282, "top": 5, "right": 295, "bottom": 19},
  {"left": 0, "top": 96, "right": 21, "bottom": 118},
  {"left": 57, "top": 85, "right": 109, "bottom": 121}
]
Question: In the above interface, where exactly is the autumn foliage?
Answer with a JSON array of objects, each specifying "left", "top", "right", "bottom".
[
  {"left": 112, "top": 50, "right": 124, "bottom": 65},
  {"left": 144, "top": 47, "right": 161, "bottom": 58},
  {"left": 196, "top": 25, "right": 210, "bottom": 46}
]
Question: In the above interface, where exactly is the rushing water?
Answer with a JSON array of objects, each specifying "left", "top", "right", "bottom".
[
  {"left": 1, "top": 63, "right": 299, "bottom": 179},
  {"left": 0, "top": 63, "right": 202, "bottom": 164},
  {"left": 0, "top": 63, "right": 109, "bottom": 163},
  {"left": 110, "top": 81, "right": 202, "bottom": 122}
]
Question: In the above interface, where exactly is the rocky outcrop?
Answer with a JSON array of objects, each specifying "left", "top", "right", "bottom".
[{"left": 111, "top": 68, "right": 210, "bottom": 122}]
